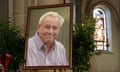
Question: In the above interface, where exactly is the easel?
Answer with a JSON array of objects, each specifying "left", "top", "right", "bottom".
[{"left": 24, "top": 0, "right": 72, "bottom": 72}]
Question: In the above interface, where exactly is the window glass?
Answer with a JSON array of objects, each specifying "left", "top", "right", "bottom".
[{"left": 93, "top": 8, "right": 110, "bottom": 51}]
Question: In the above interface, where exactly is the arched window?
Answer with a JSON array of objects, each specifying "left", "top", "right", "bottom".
[{"left": 93, "top": 5, "right": 112, "bottom": 52}]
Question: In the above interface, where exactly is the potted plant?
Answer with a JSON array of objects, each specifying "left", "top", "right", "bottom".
[
  {"left": 0, "top": 18, "right": 24, "bottom": 72},
  {"left": 72, "top": 16, "right": 96, "bottom": 72}
]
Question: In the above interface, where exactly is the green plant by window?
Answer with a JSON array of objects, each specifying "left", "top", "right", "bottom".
[{"left": 72, "top": 16, "right": 96, "bottom": 72}]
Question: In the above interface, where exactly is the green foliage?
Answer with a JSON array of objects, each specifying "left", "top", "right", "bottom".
[
  {"left": 72, "top": 16, "right": 96, "bottom": 72},
  {"left": 0, "top": 18, "right": 24, "bottom": 71}
]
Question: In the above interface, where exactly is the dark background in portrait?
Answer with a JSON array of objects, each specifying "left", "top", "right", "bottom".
[{"left": 29, "top": 7, "right": 70, "bottom": 62}]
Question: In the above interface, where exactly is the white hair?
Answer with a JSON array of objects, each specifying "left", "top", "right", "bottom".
[{"left": 38, "top": 11, "right": 64, "bottom": 26}]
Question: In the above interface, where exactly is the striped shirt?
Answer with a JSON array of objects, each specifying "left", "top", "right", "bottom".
[{"left": 26, "top": 33, "right": 68, "bottom": 66}]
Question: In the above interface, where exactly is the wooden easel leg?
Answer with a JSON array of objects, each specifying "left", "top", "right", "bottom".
[
  {"left": 59, "top": 69, "right": 62, "bottom": 72},
  {"left": 64, "top": 69, "right": 66, "bottom": 72},
  {"left": 54, "top": 69, "right": 56, "bottom": 72}
]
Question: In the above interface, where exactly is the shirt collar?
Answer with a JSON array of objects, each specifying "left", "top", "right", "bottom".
[
  {"left": 33, "top": 32, "right": 44, "bottom": 50},
  {"left": 33, "top": 32, "right": 56, "bottom": 50}
]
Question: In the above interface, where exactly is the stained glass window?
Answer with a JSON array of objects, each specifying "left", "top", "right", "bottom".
[{"left": 93, "top": 8, "right": 110, "bottom": 51}]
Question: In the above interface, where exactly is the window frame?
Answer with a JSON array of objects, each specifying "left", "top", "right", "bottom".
[{"left": 93, "top": 5, "right": 112, "bottom": 52}]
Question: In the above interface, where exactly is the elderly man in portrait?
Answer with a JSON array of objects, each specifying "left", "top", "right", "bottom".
[{"left": 26, "top": 11, "right": 68, "bottom": 66}]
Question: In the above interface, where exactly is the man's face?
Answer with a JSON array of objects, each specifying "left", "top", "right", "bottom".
[{"left": 38, "top": 16, "right": 61, "bottom": 45}]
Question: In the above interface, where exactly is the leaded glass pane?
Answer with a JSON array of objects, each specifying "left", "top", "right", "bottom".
[{"left": 93, "top": 8, "right": 108, "bottom": 51}]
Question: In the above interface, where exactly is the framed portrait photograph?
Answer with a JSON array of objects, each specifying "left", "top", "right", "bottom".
[{"left": 24, "top": 3, "right": 73, "bottom": 69}]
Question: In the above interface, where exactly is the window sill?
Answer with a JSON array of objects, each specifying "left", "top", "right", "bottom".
[{"left": 95, "top": 50, "right": 113, "bottom": 54}]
